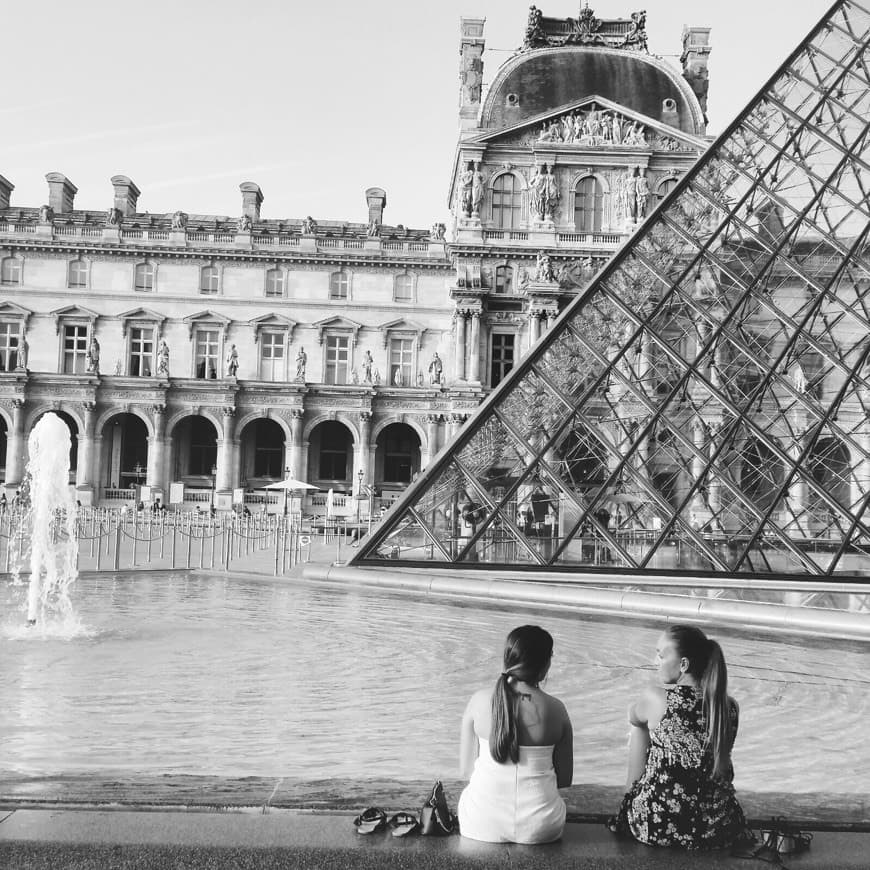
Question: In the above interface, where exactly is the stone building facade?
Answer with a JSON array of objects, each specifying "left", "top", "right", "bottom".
[{"left": 0, "top": 6, "right": 710, "bottom": 510}]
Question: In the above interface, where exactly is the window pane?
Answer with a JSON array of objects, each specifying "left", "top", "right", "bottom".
[
  {"left": 135, "top": 263, "right": 154, "bottom": 291},
  {"left": 491, "top": 334, "right": 516, "bottom": 386},
  {"left": 395, "top": 275, "right": 413, "bottom": 301},
  {"left": 63, "top": 324, "right": 88, "bottom": 373},
  {"left": 495, "top": 266, "right": 513, "bottom": 294},
  {"left": 325, "top": 336, "right": 349, "bottom": 384},
  {"left": 0, "top": 322, "right": 20, "bottom": 371},
  {"left": 492, "top": 174, "right": 521, "bottom": 229},
  {"left": 68, "top": 261, "right": 87, "bottom": 288},
  {"left": 1, "top": 258, "right": 21, "bottom": 285},
  {"left": 129, "top": 327, "right": 154, "bottom": 376},
  {"left": 265, "top": 269, "right": 284, "bottom": 297},
  {"left": 329, "top": 273, "right": 348, "bottom": 299},
  {"left": 195, "top": 329, "right": 219, "bottom": 378},
  {"left": 200, "top": 266, "right": 219, "bottom": 293},
  {"left": 574, "top": 177, "right": 603, "bottom": 233},
  {"left": 389, "top": 338, "right": 413, "bottom": 386}
]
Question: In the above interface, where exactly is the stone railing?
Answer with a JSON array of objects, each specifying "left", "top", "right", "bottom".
[{"left": 0, "top": 222, "right": 448, "bottom": 257}]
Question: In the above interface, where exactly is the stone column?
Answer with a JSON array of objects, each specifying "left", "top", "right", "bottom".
[
  {"left": 691, "top": 419, "right": 707, "bottom": 514},
  {"left": 454, "top": 311, "right": 467, "bottom": 381},
  {"left": 217, "top": 408, "right": 236, "bottom": 491},
  {"left": 76, "top": 401, "right": 97, "bottom": 497},
  {"left": 529, "top": 311, "right": 541, "bottom": 348},
  {"left": 448, "top": 413, "right": 466, "bottom": 440},
  {"left": 546, "top": 311, "right": 556, "bottom": 330},
  {"left": 357, "top": 411, "right": 372, "bottom": 483},
  {"left": 424, "top": 414, "right": 440, "bottom": 466},
  {"left": 289, "top": 410, "right": 304, "bottom": 480},
  {"left": 707, "top": 422, "right": 722, "bottom": 518},
  {"left": 5, "top": 399, "right": 26, "bottom": 489},
  {"left": 147, "top": 404, "right": 166, "bottom": 492},
  {"left": 469, "top": 313, "right": 481, "bottom": 383}
]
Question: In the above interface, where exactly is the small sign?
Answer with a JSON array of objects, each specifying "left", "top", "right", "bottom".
[
  {"left": 139, "top": 485, "right": 152, "bottom": 502},
  {"left": 232, "top": 488, "right": 244, "bottom": 505},
  {"left": 169, "top": 482, "right": 184, "bottom": 505}
]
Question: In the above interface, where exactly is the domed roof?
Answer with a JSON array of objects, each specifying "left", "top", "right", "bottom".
[{"left": 482, "top": 47, "right": 704, "bottom": 135}]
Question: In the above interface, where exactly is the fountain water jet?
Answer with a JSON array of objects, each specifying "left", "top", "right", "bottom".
[{"left": 20, "top": 413, "right": 79, "bottom": 625}]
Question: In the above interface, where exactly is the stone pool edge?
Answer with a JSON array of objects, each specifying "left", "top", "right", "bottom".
[{"left": 297, "top": 564, "right": 870, "bottom": 642}]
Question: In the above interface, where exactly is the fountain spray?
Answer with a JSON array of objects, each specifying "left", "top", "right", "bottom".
[{"left": 22, "top": 413, "right": 79, "bottom": 625}]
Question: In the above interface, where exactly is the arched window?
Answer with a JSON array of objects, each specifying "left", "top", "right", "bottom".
[
  {"left": 200, "top": 265, "right": 219, "bottom": 294},
  {"left": 491, "top": 173, "right": 522, "bottom": 229},
  {"left": 574, "top": 177, "right": 603, "bottom": 233},
  {"left": 656, "top": 177, "right": 678, "bottom": 204},
  {"left": 329, "top": 272, "right": 349, "bottom": 300},
  {"left": 265, "top": 268, "right": 285, "bottom": 297},
  {"left": 1, "top": 257, "right": 21, "bottom": 285},
  {"left": 494, "top": 265, "right": 513, "bottom": 294},
  {"left": 68, "top": 259, "right": 88, "bottom": 288},
  {"left": 134, "top": 262, "right": 155, "bottom": 292}
]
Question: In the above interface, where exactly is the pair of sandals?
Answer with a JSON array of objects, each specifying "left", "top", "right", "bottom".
[{"left": 353, "top": 807, "right": 420, "bottom": 837}]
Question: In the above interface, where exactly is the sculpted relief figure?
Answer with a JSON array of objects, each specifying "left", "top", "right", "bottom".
[
  {"left": 237, "top": 214, "right": 252, "bottom": 232},
  {"left": 105, "top": 207, "right": 122, "bottom": 227},
  {"left": 428, "top": 351, "right": 443, "bottom": 385},
  {"left": 529, "top": 165, "right": 546, "bottom": 221},
  {"left": 470, "top": 162, "right": 485, "bottom": 217},
  {"left": 16, "top": 334, "right": 28, "bottom": 371},
  {"left": 156, "top": 339, "right": 170, "bottom": 376},
  {"left": 301, "top": 216, "right": 317, "bottom": 234},
  {"left": 635, "top": 169, "right": 650, "bottom": 219},
  {"left": 39, "top": 204, "right": 54, "bottom": 223},
  {"left": 171, "top": 210, "right": 188, "bottom": 229},
  {"left": 295, "top": 347, "right": 307, "bottom": 381},
  {"left": 362, "top": 350, "right": 374, "bottom": 383},
  {"left": 543, "top": 164, "right": 559, "bottom": 221},
  {"left": 458, "top": 162, "right": 475, "bottom": 218},
  {"left": 534, "top": 251, "right": 556, "bottom": 283},
  {"left": 226, "top": 343, "right": 239, "bottom": 377},
  {"left": 86, "top": 335, "right": 100, "bottom": 374},
  {"left": 367, "top": 219, "right": 381, "bottom": 238},
  {"left": 430, "top": 222, "right": 446, "bottom": 241}
]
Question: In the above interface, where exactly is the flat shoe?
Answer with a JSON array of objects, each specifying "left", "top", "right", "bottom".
[
  {"left": 388, "top": 812, "right": 420, "bottom": 838},
  {"left": 353, "top": 807, "right": 387, "bottom": 834}
]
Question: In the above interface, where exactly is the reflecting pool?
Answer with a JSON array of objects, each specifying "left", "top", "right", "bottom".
[{"left": 1, "top": 572, "right": 868, "bottom": 799}]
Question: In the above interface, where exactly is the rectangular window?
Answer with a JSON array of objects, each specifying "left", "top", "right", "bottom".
[
  {"left": 394, "top": 275, "right": 413, "bottom": 302},
  {"left": 495, "top": 266, "right": 513, "bottom": 294},
  {"left": 0, "top": 322, "right": 20, "bottom": 371},
  {"left": 135, "top": 263, "right": 154, "bottom": 292},
  {"left": 63, "top": 324, "right": 89, "bottom": 374},
  {"left": 329, "top": 273, "right": 349, "bottom": 300},
  {"left": 325, "top": 335, "right": 349, "bottom": 384},
  {"left": 68, "top": 261, "right": 88, "bottom": 288},
  {"left": 490, "top": 333, "right": 516, "bottom": 387},
  {"left": 265, "top": 269, "right": 285, "bottom": 297},
  {"left": 259, "top": 332, "right": 285, "bottom": 381},
  {"left": 195, "top": 329, "right": 219, "bottom": 379},
  {"left": 1, "top": 258, "right": 22, "bottom": 285},
  {"left": 389, "top": 338, "right": 413, "bottom": 386},
  {"left": 129, "top": 327, "right": 154, "bottom": 376}
]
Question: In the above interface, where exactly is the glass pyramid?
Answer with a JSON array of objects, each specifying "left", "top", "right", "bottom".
[{"left": 355, "top": 0, "right": 870, "bottom": 578}]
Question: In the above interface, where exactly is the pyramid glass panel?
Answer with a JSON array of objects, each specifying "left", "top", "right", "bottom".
[{"left": 355, "top": 1, "right": 870, "bottom": 578}]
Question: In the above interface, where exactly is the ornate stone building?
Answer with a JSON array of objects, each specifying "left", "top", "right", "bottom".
[{"left": 0, "top": 6, "right": 710, "bottom": 510}]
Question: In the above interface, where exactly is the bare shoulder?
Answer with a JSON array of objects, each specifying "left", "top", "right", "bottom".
[
  {"left": 630, "top": 684, "right": 667, "bottom": 726},
  {"left": 542, "top": 691, "right": 571, "bottom": 722},
  {"left": 466, "top": 687, "right": 492, "bottom": 715}
]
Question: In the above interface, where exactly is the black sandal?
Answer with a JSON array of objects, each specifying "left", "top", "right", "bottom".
[
  {"left": 353, "top": 807, "right": 387, "bottom": 834},
  {"left": 388, "top": 812, "right": 420, "bottom": 838}
]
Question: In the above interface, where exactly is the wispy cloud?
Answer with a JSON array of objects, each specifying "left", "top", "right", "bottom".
[
  {"left": 4, "top": 121, "right": 200, "bottom": 152},
  {"left": 148, "top": 162, "right": 302, "bottom": 191}
]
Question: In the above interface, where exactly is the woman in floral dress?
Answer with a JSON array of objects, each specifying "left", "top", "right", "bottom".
[{"left": 609, "top": 624, "right": 752, "bottom": 849}]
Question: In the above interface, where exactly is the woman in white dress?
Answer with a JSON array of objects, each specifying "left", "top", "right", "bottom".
[{"left": 458, "top": 625, "right": 573, "bottom": 843}]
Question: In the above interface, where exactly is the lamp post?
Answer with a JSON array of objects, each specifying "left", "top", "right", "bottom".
[
  {"left": 357, "top": 469, "right": 364, "bottom": 526},
  {"left": 134, "top": 462, "right": 143, "bottom": 485},
  {"left": 211, "top": 463, "right": 217, "bottom": 511},
  {"left": 283, "top": 465, "right": 291, "bottom": 516}
]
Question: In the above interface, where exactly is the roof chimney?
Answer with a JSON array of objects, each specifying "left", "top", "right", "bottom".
[
  {"left": 365, "top": 187, "right": 387, "bottom": 226},
  {"left": 111, "top": 175, "right": 141, "bottom": 217},
  {"left": 459, "top": 17, "right": 486, "bottom": 134},
  {"left": 239, "top": 182, "right": 264, "bottom": 221},
  {"left": 681, "top": 26, "right": 712, "bottom": 131},
  {"left": 45, "top": 172, "right": 78, "bottom": 213},
  {"left": 0, "top": 174, "right": 13, "bottom": 210}
]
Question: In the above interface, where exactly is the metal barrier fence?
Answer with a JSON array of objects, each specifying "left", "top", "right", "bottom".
[{"left": 0, "top": 507, "right": 340, "bottom": 576}]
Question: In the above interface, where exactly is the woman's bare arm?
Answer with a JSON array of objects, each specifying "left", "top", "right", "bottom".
[
  {"left": 459, "top": 694, "right": 481, "bottom": 779},
  {"left": 552, "top": 702, "right": 574, "bottom": 788}
]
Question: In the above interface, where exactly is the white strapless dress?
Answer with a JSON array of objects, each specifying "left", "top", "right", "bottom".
[{"left": 458, "top": 737, "right": 566, "bottom": 844}]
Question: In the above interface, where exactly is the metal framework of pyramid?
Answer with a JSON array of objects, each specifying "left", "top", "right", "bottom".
[{"left": 355, "top": 0, "right": 870, "bottom": 578}]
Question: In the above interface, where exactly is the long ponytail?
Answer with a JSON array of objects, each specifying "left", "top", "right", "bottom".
[
  {"left": 701, "top": 638, "right": 733, "bottom": 780},
  {"left": 490, "top": 625, "right": 553, "bottom": 764},
  {"left": 666, "top": 625, "right": 734, "bottom": 779}
]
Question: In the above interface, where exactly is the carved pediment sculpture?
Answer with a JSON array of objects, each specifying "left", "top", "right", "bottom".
[{"left": 537, "top": 104, "right": 647, "bottom": 147}]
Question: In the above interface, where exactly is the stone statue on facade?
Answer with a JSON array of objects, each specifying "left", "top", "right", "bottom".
[
  {"left": 430, "top": 222, "right": 446, "bottom": 241},
  {"left": 171, "top": 210, "right": 188, "bottom": 229},
  {"left": 38, "top": 204, "right": 54, "bottom": 223},
  {"left": 86, "top": 335, "right": 100, "bottom": 374},
  {"left": 105, "top": 207, "right": 122, "bottom": 227},
  {"left": 470, "top": 162, "right": 485, "bottom": 216},
  {"left": 237, "top": 214, "right": 252, "bottom": 232},
  {"left": 156, "top": 339, "right": 170, "bottom": 377},
  {"left": 295, "top": 347, "right": 307, "bottom": 381},
  {"left": 458, "top": 162, "right": 475, "bottom": 217},
  {"left": 15, "top": 334, "right": 28, "bottom": 371},
  {"left": 372, "top": 367, "right": 381, "bottom": 385},
  {"left": 226, "top": 343, "right": 239, "bottom": 377},
  {"left": 529, "top": 165, "right": 547, "bottom": 221},
  {"left": 523, "top": 4, "right": 544, "bottom": 49},
  {"left": 366, "top": 218, "right": 381, "bottom": 238},
  {"left": 543, "top": 164, "right": 559, "bottom": 221},
  {"left": 620, "top": 10, "right": 649, "bottom": 52},
  {"left": 350, "top": 368, "right": 359, "bottom": 384},
  {"left": 534, "top": 251, "right": 556, "bottom": 283},
  {"left": 301, "top": 216, "right": 317, "bottom": 235},
  {"left": 393, "top": 367, "right": 403, "bottom": 386},
  {"left": 789, "top": 360, "right": 807, "bottom": 393},
  {"left": 635, "top": 169, "right": 650, "bottom": 219},
  {"left": 362, "top": 350, "right": 374, "bottom": 384},
  {"left": 428, "top": 352, "right": 443, "bottom": 385}
]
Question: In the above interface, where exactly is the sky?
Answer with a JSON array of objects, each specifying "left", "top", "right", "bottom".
[{"left": 1, "top": 0, "right": 832, "bottom": 229}]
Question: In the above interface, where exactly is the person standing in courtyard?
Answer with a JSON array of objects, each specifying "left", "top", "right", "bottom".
[
  {"left": 608, "top": 624, "right": 751, "bottom": 850},
  {"left": 458, "top": 625, "right": 573, "bottom": 844}
]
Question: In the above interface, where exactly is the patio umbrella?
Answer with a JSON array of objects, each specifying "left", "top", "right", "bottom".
[
  {"left": 264, "top": 478, "right": 318, "bottom": 492},
  {"left": 325, "top": 488, "right": 335, "bottom": 519}
]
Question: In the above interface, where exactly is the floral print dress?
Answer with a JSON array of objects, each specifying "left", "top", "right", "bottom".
[{"left": 613, "top": 684, "right": 751, "bottom": 849}]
